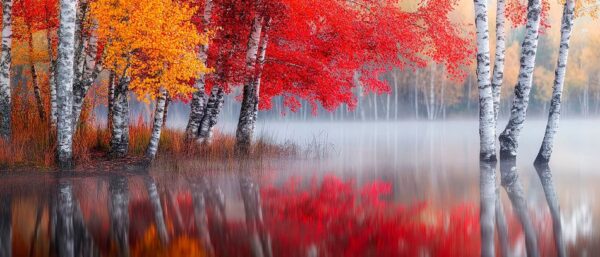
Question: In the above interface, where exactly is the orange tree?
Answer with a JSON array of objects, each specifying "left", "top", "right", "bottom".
[{"left": 90, "top": 0, "right": 211, "bottom": 158}]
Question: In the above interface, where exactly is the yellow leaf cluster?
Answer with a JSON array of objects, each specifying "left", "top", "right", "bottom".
[{"left": 91, "top": 0, "right": 212, "bottom": 100}]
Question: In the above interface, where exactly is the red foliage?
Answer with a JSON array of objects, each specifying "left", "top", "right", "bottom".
[
  {"left": 506, "top": 0, "right": 551, "bottom": 31},
  {"left": 13, "top": 0, "right": 59, "bottom": 39},
  {"left": 188, "top": 0, "right": 473, "bottom": 113}
]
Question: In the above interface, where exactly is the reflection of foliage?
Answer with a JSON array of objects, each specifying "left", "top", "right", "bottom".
[
  {"left": 131, "top": 225, "right": 207, "bottom": 257},
  {"left": 261, "top": 176, "right": 481, "bottom": 257}
]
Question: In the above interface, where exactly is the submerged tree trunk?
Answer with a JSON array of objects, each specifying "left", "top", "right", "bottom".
[
  {"left": 534, "top": 163, "right": 567, "bottom": 257},
  {"left": 56, "top": 0, "right": 78, "bottom": 168},
  {"left": 0, "top": 0, "right": 12, "bottom": 139},
  {"left": 109, "top": 176, "right": 130, "bottom": 257},
  {"left": 492, "top": 0, "right": 507, "bottom": 125},
  {"left": 500, "top": 159, "right": 540, "bottom": 257},
  {"left": 535, "top": 0, "right": 574, "bottom": 164},
  {"left": 240, "top": 175, "right": 273, "bottom": 257},
  {"left": 198, "top": 86, "right": 224, "bottom": 143},
  {"left": 144, "top": 176, "right": 169, "bottom": 244},
  {"left": 473, "top": 0, "right": 496, "bottom": 162},
  {"left": 479, "top": 161, "right": 497, "bottom": 257},
  {"left": 498, "top": 0, "right": 542, "bottom": 159},
  {"left": 185, "top": 0, "right": 213, "bottom": 141},
  {"left": 145, "top": 88, "right": 168, "bottom": 160},
  {"left": 109, "top": 77, "right": 130, "bottom": 158},
  {"left": 0, "top": 195, "right": 10, "bottom": 257},
  {"left": 192, "top": 182, "right": 215, "bottom": 256},
  {"left": 27, "top": 25, "right": 46, "bottom": 121},
  {"left": 54, "top": 181, "right": 75, "bottom": 257},
  {"left": 235, "top": 15, "right": 264, "bottom": 155}
]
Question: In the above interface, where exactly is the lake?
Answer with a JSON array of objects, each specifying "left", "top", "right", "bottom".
[{"left": 0, "top": 119, "right": 598, "bottom": 256}]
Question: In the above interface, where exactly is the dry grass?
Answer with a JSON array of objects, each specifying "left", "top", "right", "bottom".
[{"left": 0, "top": 108, "right": 298, "bottom": 169}]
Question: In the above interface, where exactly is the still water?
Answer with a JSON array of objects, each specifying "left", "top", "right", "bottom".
[{"left": 0, "top": 119, "right": 598, "bottom": 256}]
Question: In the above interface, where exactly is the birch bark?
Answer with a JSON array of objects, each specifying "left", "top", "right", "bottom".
[
  {"left": 534, "top": 163, "right": 567, "bottom": 257},
  {"left": 498, "top": 0, "right": 542, "bottom": 159},
  {"left": 198, "top": 85, "right": 224, "bottom": 143},
  {"left": 109, "top": 77, "right": 130, "bottom": 158},
  {"left": 56, "top": 0, "right": 78, "bottom": 168},
  {"left": 535, "top": 0, "right": 574, "bottom": 164},
  {"left": 47, "top": 29, "right": 58, "bottom": 127},
  {"left": 109, "top": 176, "right": 130, "bottom": 256},
  {"left": 185, "top": 0, "right": 213, "bottom": 140},
  {"left": 473, "top": 0, "right": 496, "bottom": 161},
  {"left": 145, "top": 88, "right": 167, "bottom": 160},
  {"left": 0, "top": 0, "right": 12, "bottom": 139},
  {"left": 234, "top": 15, "right": 263, "bottom": 155},
  {"left": 479, "top": 161, "right": 497, "bottom": 257},
  {"left": 492, "top": 0, "right": 507, "bottom": 124}
]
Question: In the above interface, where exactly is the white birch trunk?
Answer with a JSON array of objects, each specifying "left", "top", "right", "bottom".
[
  {"left": 414, "top": 70, "right": 419, "bottom": 119},
  {"left": 0, "top": 0, "right": 12, "bottom": 139},
  {"left": 185, "top": 0, "right": 214, "bottom": 140},
  {"left": 498, "top": 0, "right": 542, "bottom": 159},
  {"left": 250, "top": 18, "right": 271, "bottom": 131},
  {"left": 27, "top": 25, "right": 46, "bottom": 121},
  {"left": 235, "top": 15, "right": 263, "bottom": 155},
  {"left": 109, "top": 77, "right": 130, "bottom": 158},
  {"left": 535, "top": 0, "right": 574, "bottom": 164},
  {"left": 240, "top": 175, "right": 273, "bottom": 257},
  {"left": 56, "top": 0, "right": 78, "bottom": 168},
  {"left": 54, "top": 181, "right": 75, "bottom": 257},
  {"left": 145, "top": 88, "right": 167, "bottom": 160},
  {"left": 198, "top": 85, "right": 224, "bottom": 143},
  {"left": 474, "top": 0, "right": 497, "bottom": 161},
  {"left": 492, "top": 0, "right": 507, "bottom": 124}
]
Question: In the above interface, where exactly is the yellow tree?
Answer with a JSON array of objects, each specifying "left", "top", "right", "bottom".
[{"left": 91, "top": 0, "right": 211, "bottom": 159}]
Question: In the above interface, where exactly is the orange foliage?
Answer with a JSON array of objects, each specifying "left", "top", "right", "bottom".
[{"left": 131, "top": 225, "right": 207, "bottom": 257}]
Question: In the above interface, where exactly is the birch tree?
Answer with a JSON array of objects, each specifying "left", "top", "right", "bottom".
[
  {"left": 197, "top": 86, "right": 224, "bottom": 143},
  {"left": 535, "top": 0, "right": 575, "bottom": 164},
  {"left": 498, "top": 0, "right": 542, "bottom": 159},
  {"left": 92, "top": 0, "right": 208, "bottom": 159},
  {"left": 0, "top": 0, "right": 12, "bottom": 139},
  {"left": 55, "top": 0, "right": 77, "bottom": 168},
  {"left": 185, "top": 0, "right": 214, "bottom": 141},
  {"left": 492, "top": 0, "right": 507, "bottom": 124},
  {"left": 145, "top": 88, "right": 167, "bottom": 160},
  {"left": 473, "top": 0, "right": 497, "bottom": 162},
  {"left": 235, "top": 14, "right": 264, "bottom": 155}
]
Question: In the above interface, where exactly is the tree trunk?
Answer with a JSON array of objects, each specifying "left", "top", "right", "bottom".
[
  {"left": 56, "top": 0, "right": 78, "bottom": 169},
  {"left": 109, "top": 176, "right": 130, "bottom": 257},
  {"left": 500, "top": 159, "right": 540, "bottom": 257},
  {"left": 498, "top": 0, "right": 542, "bottom": 159},
  {"left": 535, "top": 0, "right": 574, "bottom": 164},
  {"left": 495, "top": 190, "right": 510, "bottom": 257},
  {"left": 479, "top": 161, "right": 497, "bottom": 257},
  {"left": 534, "top": 163, "right": 567, "bottom": 257},
  {"left": 162, "top": 94, "right": 170, "bottom": 128},
  {"left": 185, "top": 0, "right": 213, "bottom": 141},
  {"left": 473, "top": 0, "right": 496, "bottom": 161},
  {"left": 72, "top": 30, "right": 101, "bottom": 133},
  {"left": 428, "top": 64, "right": 435, "bottom": 120},
  {"left": 107, "top": 71, "right": 115, "bottom": 131},
  {"left": 109, "top": 77, "right": 130, "bottom": 158},
  {"left": 492, "top": 0, "right": 507, "bottom": 125},
  {"left": 0, "top": 0, "right": 12, "bottom": 139},
  {"left": 27, "top": 25, "right": 46, "bottom": 121},
  {"left": 145, "top": 88, "right": 167, "bottom": 160},
  {"left": 234, "top": 15, "right": 264, "bottom": 155},
  {"left": 198, "top": 86, "right": 224, "bottom": 143},
  {"left": 47, "top": 29, "right": 58, "bottom": 127}
]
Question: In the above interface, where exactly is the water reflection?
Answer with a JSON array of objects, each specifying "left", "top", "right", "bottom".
[
  {"left": 0, "top": 158, "right": 594, "bottom": 257},
  {"left": 534, "top": 164, "right": 566, "bottom": 257}
]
